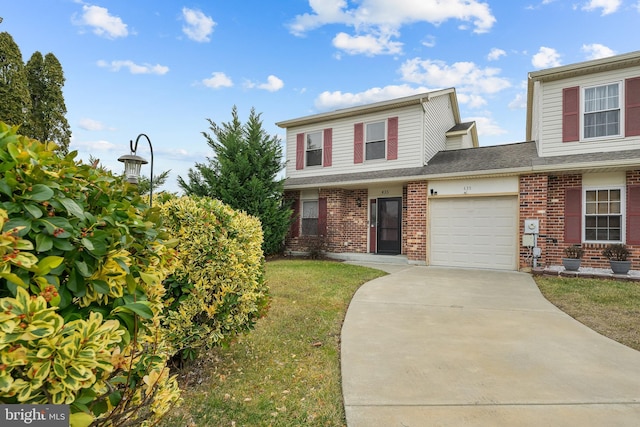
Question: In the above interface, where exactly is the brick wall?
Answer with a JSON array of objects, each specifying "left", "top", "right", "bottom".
[
  {"left": 544, "top": 174, "right": 582, "bottom": 266},
  {"left": 521, "top": 171, "right": 640, "bottom": 270},
  {"left": 519, "top": 174, "right": 548, "bottom": 269},
  {"left": 321, "top": 188, "right": 368, "bottom": 253},
  {"left": 405, "top": 181, "right": 427, "bottom": 262},
  {"left": 283, "top": 188, "right": 369, "bottom": 254}
]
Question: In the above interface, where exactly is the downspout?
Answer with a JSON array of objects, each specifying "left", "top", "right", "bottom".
[{"left": 420, "top": 97, "right": 427, "bottom": 166}]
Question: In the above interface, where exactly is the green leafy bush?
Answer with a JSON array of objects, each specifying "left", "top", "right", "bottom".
[
  {"left": 0, "top": 123, "right": 180, "bottom": 426},
  {"left": 159, "top": 196, "right": 269, "bottom": 361}
]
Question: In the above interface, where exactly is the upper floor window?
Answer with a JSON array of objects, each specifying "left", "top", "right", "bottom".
[
  {"left": 365, "top": 121, "right": 386, "bottom": 160},
  {"left": 584, "top": 187, "right": 623, "bottom": 242},
  {"left": 583, "top": 83, "right": 621, "bottom": 139},
  {"left": 296, "top": 129, "right": 332, "bottom": 170},
  {"left": 306, "top": 131, "right": 322, "bottom": 167}
]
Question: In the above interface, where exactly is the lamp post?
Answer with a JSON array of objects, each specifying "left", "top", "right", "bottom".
[{"left": 118, "top": 133, "right": 154, "bottom": 207}]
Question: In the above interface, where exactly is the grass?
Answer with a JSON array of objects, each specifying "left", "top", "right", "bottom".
[
  {"left": 534, "top": 276, "right": 640, "bottom": 351},
  {"left": 160, "top": 259, "right": 386, "bottom": 427}
]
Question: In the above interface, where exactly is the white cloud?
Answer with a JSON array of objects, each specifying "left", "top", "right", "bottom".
[
  {"left": 97, "top": 60, "right": 169, "bottom": 75},
  {"left": 466, "top": 115, "right": 508, "bottom": 137},
  {"left": 582, "top": 0, "right": 621, "bottom": 15},
  {"left": 456, "top": 93, "right": 487, "bottom": 108},
  {"left": 508, "top": 92, "right": 527, "bottom": 110},
  {"left": 333, "top": 31, "right": 403, "bottom": 56},
  {"left": 531, "top": 46, "right": 561, "bottom": 69},
  {"left": 71, "top": 139, "right": 119, "bottom": 152},
  {"left": 245, "top": 75, "right": 284, "bottom": 92},
  {"left": 182, "top": 8, "right": 216, "bottom": 42},
  {"left": 288, "top": 0, "right": 350, "bottom": 35},
  {"left": 292, "top": 0, "right": 495, "bottom": 34},
  {"left": 74, "top": 5, "right": 128, "bottom": 39},
  {"left": 202, "top": 72, "right": 233, "bottom": 89},
  {"left": 487, "top": 48, "right": 506, "bottom": 61},
  {"left": 422, "top": 35, "right": 436, "bottom": 48},
  {"left": 314, "top": 84, "right": 430, "bottom": 110},
  {"left": 289, "top": 0, "right": 496, "bottom": 56},
  {"left": 398, "top": 58, "right": 510, "bottom": 108},
  {"left": 581, "top": 43, "right": 616, "bottom": 60},
  {"left": 78, "top": 118, "right": 107, "bottom": 131},
  {"left": 257, "top": 75, "right": 285, "bottom": 92}
]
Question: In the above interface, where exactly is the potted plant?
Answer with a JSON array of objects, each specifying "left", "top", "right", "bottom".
[
  {"left": 602, "top": 243, "right": 632, "bottom": 275},
  {"left": 562, "top": 245, "right": 583, "bottom": 271}
]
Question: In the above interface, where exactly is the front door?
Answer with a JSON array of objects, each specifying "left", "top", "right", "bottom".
[{"left": 377, "top": 197, "right": 401, "bottom": 254}]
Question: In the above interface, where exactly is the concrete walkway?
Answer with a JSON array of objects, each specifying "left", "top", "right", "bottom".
[{"left": 341, "top": 264, "right": 640, "bottom": 426}]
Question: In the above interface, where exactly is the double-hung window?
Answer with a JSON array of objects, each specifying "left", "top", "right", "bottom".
[
  {"left": 306, "top": 131, "right": 322, "bottom": 167},
  {"left": 583, "top": 83, "right": 621, "bottom": 139},
  {"left": 301, "top": 200, "right": 319, "bottom": 236},
  {"left": 365, "top": 121, "right": 386, "bottom": 160},
  {"left": 584, "top": 188, "right": 623, "bottom": 242}
]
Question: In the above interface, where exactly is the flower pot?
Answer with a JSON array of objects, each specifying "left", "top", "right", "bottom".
[
  {"left": 562, "top": 258, "right": 581, "bottom": 272},
  {"left": 609, "top": 260, "right": 631, "bottom": 275}
]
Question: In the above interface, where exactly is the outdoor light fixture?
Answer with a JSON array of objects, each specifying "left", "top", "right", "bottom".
[
  {"left": 356, "top": 197, "right": 362, "bottom": 207},
  {"left": 118, "top": 133, "right": 154, "bottom": 207}
]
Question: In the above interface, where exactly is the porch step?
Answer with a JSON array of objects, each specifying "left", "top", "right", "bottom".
[{"left": 326, "top": 252, "right": 410, "bottom": 265}]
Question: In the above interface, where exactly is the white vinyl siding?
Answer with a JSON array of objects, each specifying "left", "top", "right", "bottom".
[
  {"left": 429, "top": 196, "right": 518, "bottom": 270},
  {"left": 535, "top": 64, "right": 640, "bottom": 157},
  {"left": 286, "top": 106, "right": 422, "bottom": 178},
  {"left": 424, "top": 94, "right": 455, "bottom": 163}
]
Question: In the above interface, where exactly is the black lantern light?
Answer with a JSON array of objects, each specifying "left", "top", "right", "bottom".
[{"left": 118, "top": 133, "right": 154, "bottom": 207}]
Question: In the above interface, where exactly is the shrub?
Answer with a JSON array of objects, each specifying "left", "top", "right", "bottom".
[
  {"left": 602, "top": 243, "right": 630, "bottom": 261},
  {"left": 159, "top": 196, "right": 269, "bottom": 362},
  {"left": 563, "top": 245, "right": 583, "bottom": 259},
  {"left": 0, "top": 123, "right": 180, "bottom": 426}
]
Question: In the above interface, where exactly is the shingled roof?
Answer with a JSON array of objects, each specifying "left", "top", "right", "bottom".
[{"left": 283, "top": 141, "right": 640, "bottom": 189}]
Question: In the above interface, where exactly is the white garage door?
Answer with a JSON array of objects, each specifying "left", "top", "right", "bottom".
[{"left": 430, "top": 196, "right": 518, "bottom": 270}]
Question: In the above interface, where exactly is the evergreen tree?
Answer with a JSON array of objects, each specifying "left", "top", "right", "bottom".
[
  {"left": 0, "top": 32, "right": 30, "bottom": 127},
  {"left": 178, "top": 106, "right": 291, "bottom": 255},
  {"left": 24, "top": 51, "right": 71, "bottom": 154},
  {"left": 138, "top": 169, "right": 171, "bottom": 196}
]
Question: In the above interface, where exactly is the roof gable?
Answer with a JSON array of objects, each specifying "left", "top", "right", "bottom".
[
  {"left": 276, "top": 88, "right": 459, "bottom": 128},
  {"left": 526, "top": 50, "right": 640, "bottom": 140}
]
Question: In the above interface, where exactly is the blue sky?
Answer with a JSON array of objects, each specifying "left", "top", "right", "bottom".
[{"left": 2, "top": 0, "right": 639, "bottom": 193}]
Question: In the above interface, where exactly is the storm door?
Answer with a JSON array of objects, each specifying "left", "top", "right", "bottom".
[{"left": 377, "top": 197, "right": 402, "bottom": 254}]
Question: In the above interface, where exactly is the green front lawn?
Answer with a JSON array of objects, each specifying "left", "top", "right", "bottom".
[
  {"left": 535, "top": 276, "right": 640, "bottom": 351},
  {"left": 160, "top": 259, "right": 386, "bottom": 427}
]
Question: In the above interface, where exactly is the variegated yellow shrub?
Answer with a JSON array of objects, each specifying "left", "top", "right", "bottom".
[
  {"left": 0, "top": 123, "right": 181, "bottom": 426},
  {"left": 160, "top": 196, "right": 269, "bottom": 360}
]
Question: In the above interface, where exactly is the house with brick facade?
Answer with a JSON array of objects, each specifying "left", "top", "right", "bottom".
[{"left": 277, "top": 50, "right": 640, "bottom": 271}]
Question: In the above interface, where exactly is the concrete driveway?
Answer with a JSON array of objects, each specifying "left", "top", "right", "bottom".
[{"left": 341, "top": 265, "right": 640, "bottom": 426}]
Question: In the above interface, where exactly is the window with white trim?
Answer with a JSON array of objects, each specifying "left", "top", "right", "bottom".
[
  {"left": 365, "top": 121, "right": 386, "bottom": 160},
  {"left": 583, "top": 83, "right": 621, "bottom": 139},
  {"left": 584, "top": 187, "right": 624, "bottom": 242},
  {"left": 301, "top": 200, "right": 319, "bottom": 236},
  {"left": 306, "top": 131, "right": 322, "bottom": 167}
]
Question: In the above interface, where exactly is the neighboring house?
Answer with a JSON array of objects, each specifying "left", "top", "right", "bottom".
[{"left": 277, "top": 50, "right": 640, "bottom": 271}]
